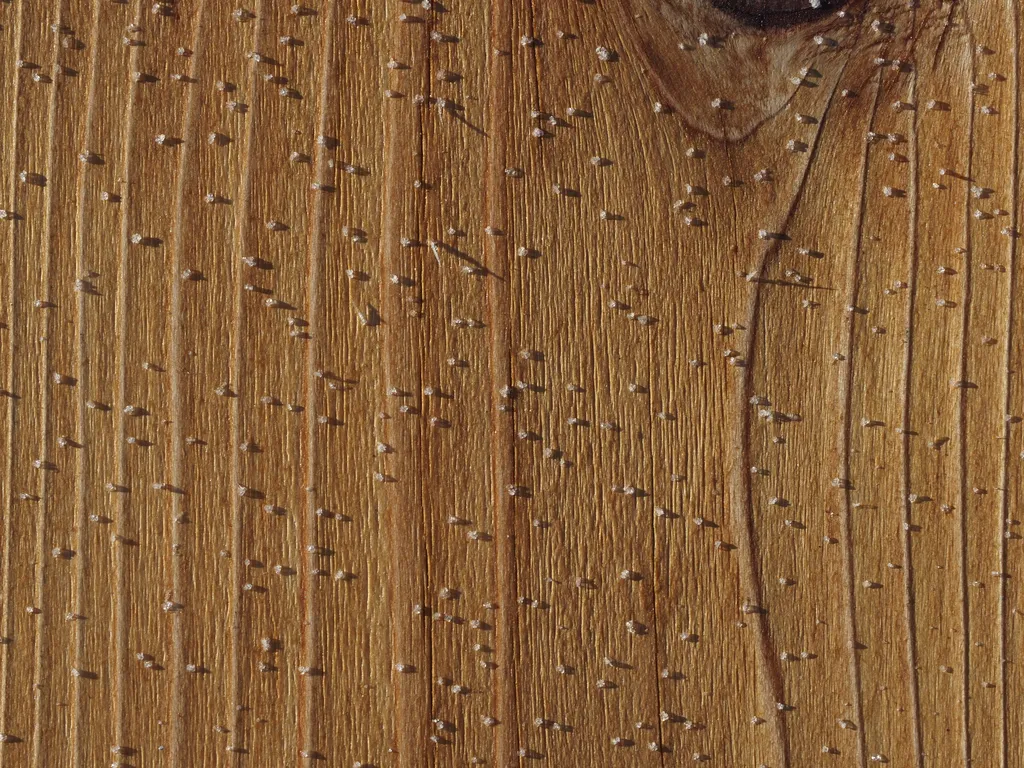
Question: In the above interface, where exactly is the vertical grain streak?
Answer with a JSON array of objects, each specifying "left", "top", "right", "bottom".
[
  {"left": 932, "top": 0, "right": 966, "bottom": 73},
  {"left": 957, "top": 60, "right": 977, "bottom": 768},
  {"left": 418, "top": 40, "right": 435, "bottom": 759},
  {"left": 838, "top": 69, "right": 883, "bottom": 768},
  {"left": 378, "top": 10, "right": 433, "bottom": 762},
  {"left": 643, "top": 352, "right": 667, "bottom": 768},
  {"left": 0, "top": 0, "right": 27, "bottom": 744},
  {"left": 229, "top": 1, "right": 264, "bottom": 752},
  {"left": 302, "top": 2, "right": 338, "bottom": 758},
  {"left": 418, "top": 37, "right": 435, "bottom": 768},
  {"left": 734, "top": 54, "right": 853, "bottom": 767},
  {"left": 167, "top": 5, "right": 207, "bottom": 764},
  {"left": 524, "top": 0, "right": 541, "bottom": 114},
  {"left": 72, "top": 1, "right": 107, "bottom": 763},
  {"left": 485, "top": 2, "right": 521, "bottom": 762},
  {"left": 614, "top": 93, "right": 670, "bottom": 768},
  {"left": 900, "top": 67, "right": 925, "bottom": 768},
  {"left": 998, "top": 12, "right": 1020, "bottom": 768},
  {"left": 113, "top": 5, "right": 145, "bottom": 747},
  {"left": 30, "top": 2, "right": 66, "bottom": 759},
  {"left": 378, "top": 64, "right": 400, "bottom": 768},
  {"left": 635, "top": 156, "right": 668, "bottom": 764}
]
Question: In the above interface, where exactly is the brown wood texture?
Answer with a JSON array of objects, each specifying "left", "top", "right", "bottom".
[{"left": 0, "top": 0, "right": 1022, "bottom": 766}]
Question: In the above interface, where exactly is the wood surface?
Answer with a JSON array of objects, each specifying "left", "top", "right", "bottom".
[{"left": 0, "top": 0, "right": 1021, "bottom": 765}]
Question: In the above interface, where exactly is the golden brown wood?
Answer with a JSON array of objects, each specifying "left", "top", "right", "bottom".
[{"left": 0, "top": 0, "right": 1021, "bottom": 766}]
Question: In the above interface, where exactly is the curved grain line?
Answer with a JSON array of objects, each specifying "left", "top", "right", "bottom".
[
  {"left": 733, "top": 48, "right": 856, "bottom": 768},
  {"left": 837, "top": 68, "right": 882, "bottom": 768}
]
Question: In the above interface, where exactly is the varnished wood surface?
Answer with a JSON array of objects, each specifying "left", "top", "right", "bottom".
[{"left": 0, "top": 0, "right": 1021, "bottom": 766}]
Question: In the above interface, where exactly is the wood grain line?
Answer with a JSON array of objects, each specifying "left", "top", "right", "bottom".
[
  {"left": 167, "top": 3, "right": 207, "bottom": 764},
  {"left": 301, "top": 1, "right": 338, "bottom": 759},
  {"left": 957, "top": 42, "right": 977, "bottom": 768},
  {"left": 487, "top": 5, "right": 525, "bottom": 765},
  {"left": 0, "top": 0, "right": 29, "bottom": 749},
  {"left": 735, "top": 50, "right": 853, "bottom": 767},
  {"left": 838, "top": 68, "right": 882, "bottom": 768},
  {"left": 900, "top": 65, "right": 925, "bottom": 768},
  {"left": 70, "top": 3, "right": 132, "bottom": 763},
  {"left": 379, "top": 5, "right": 433, "bottom": 763},
  {"left": 112, "top": 45, "right": 137, "bottom": 764},
  {"left": 482, "top": 4, "right": 521, "bottom": 766},
  {"left": 29, "top": 1, "right": 63, "bottom": 761},
  {"left": 1000, "top": 13, "right": 1021, "bottom": 768},
  {"left": 228, "top": 2, "right": 262, "bottom": 754},
  {"left": 72, "top": 0, "right": 105, "bottom": 761}
]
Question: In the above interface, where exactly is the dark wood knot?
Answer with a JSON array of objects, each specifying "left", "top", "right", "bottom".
[{"left": 710, "top": 0, "right": 843, "bottom": 27}]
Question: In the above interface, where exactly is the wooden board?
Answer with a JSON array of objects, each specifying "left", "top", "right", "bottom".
[{"left": 0, "top": 0, "right": 1021, "bottom": 765}]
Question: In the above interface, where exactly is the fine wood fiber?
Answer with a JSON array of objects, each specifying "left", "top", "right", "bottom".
[{"left": 0, "top": 0, "right": 1021, "bottom": 766}]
